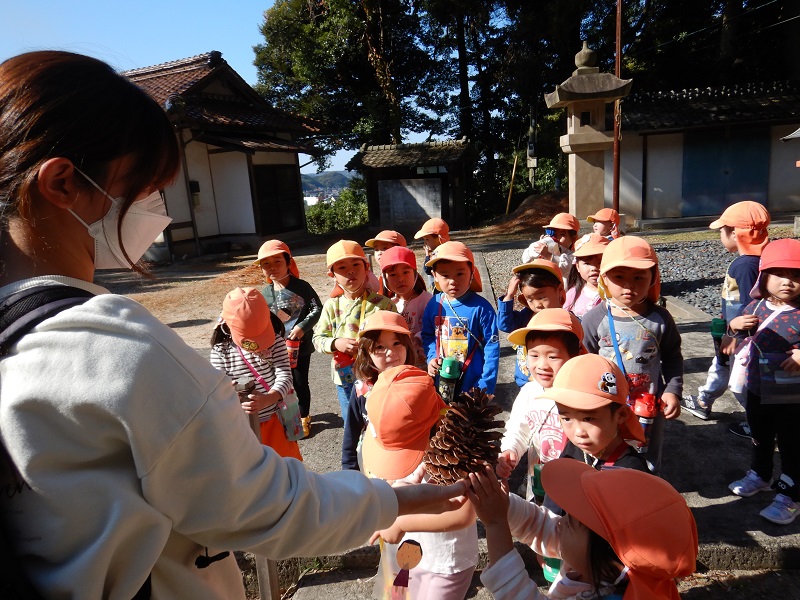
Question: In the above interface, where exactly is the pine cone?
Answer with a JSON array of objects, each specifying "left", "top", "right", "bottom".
[{"left": 424, "top": 387, "right": 504, "bottom": 485}]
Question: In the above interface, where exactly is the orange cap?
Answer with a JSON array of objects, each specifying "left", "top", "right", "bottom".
[
  {"left": 587, "top": 208, "right": 620, "bottom": 226},
  {"left": 379, "top": 245, "right": 417, "bottom": 272},
  {"left": 511, "top": 258, "right": 562, "bottom": 281},
  {"left": 414, "top": 218, "right": 451, "bottom": 241},
  {"left": 599, "top": 236, "right": 661, "bottom": 303},
  {"left": 573, "top": 233, "right": 610, "bottom": 257},
  {"left": 366, "top": 230, "right": 407, "bottom": 248},
  {"left": 542, "top": 459, "right": 698, "bottom": 600},
  {"left": 359, "top": 310, "right": 411, "bottom": 337},
  {"left": 709, "top": 201, "right": 770, "bottom": 256},
  {"left": 539, "top": 354, "right": 644, "bottom": 443},
  {"left": 221, "top": 287, "right": 275, "bottom": 352},
  {"left": 425, "top": 241, "right": 482, "bottom": 292},
  {"left": 362, "top": 365, "right": 446, "bottom": 480},
  {"left": 253, "top": 240, "right": 300, "bottom": 282},
  {"left": 545, "top": 212, "right": 580, "bottom": 232},
  {"left": 507, "top": 308, "right": 585, "bottom": 350},
  {"left": 326, "top": 240, "right": 368, "bottom": 270},
  {"left": 709, "top": 200, "right": 770, "bottom": 230}
]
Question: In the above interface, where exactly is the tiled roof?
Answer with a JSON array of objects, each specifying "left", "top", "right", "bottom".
[
  {"left": 347, "top": 138, "right": 470, "bottom": 169},
  {"left": 621, "top": 81, "right": 800, "bottom": 132},
  {"left": 123, "top": 51, "right": 320, "bottom": 136}
]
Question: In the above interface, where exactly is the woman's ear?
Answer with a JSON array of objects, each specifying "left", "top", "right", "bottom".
[{"left": 36, "top": 158, "right": 80, "bottom": 209}]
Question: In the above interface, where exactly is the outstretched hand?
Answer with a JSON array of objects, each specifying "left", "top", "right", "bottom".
[
  {"left": 468, "top": 466, "right": 510, "bottom": 526},
  {"left": 393, "top": 480, "right": 468, "bottom": 517}
]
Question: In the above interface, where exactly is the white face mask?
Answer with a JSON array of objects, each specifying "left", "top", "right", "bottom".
[{"left": 70, "top": 167, "right": 173, "bottom": 269}]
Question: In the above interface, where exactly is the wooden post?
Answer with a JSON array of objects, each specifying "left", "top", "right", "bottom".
[
  {"left": 505, "top": 153, "right": 519, "bottom": 214},
  {"left": 613, "top": 0, "right": 623, "bottom": 213}
]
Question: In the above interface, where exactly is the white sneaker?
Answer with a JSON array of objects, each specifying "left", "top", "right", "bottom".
[
  {"left": 760, "top": 494, "right": 799, "bottom": 525},
  {"left": 729, "top": 470, "right": 772, "bottom": 497}
]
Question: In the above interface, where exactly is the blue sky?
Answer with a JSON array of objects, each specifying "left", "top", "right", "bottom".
[{"left": 0, "top": 1, "right": 351, "bottom": 172}]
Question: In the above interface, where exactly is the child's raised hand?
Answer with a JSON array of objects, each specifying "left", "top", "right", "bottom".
[
  {"left": 496, "top": 450, "right": 517, "bottom": 479},
  {"left": 504, "top": 275, "right": 520, "bottom": 300},
  {"left": 729, "top": 314, "right": 759, "bottom": 332},
  {"left": 781, "top": 349, "right": 800, "bottom": 372},
  {"left": 661, "top": 392, "right": 681, "bottom": 419},
  {"left": 468, "top": 466, "right": 509, "bottom": 526},
  {"left": 427, "top": 357, "right": 443, "bottom": 377}
]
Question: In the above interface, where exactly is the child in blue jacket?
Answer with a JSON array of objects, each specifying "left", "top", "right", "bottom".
[{"left": 422, "top": 241, "right": 499, "bottom": 396}]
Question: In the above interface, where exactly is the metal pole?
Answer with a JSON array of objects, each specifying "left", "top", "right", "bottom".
[
  {"left": 505, "top": 153, "right": 519, "bottom": 214},
  {"left": 613, "top": 0, "right": 622, "bottom": 213}
]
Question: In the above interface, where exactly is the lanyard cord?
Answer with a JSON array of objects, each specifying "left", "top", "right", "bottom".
[
  {"left": 442, "top": 294, "right": 484, "bottom": 348},
  {"left": 606, "top": 300, "right": 660, "bottom": 350}
]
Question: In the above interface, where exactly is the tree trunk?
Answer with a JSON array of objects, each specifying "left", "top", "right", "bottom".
[{"left": 362, "top": 0, "right": 403, "bottom": 143}]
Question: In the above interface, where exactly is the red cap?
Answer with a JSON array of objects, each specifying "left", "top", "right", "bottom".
[
  {"left": 221, "top": 287, "right": 275, "bottom": 352},
  {"left": 542, "top": 460, "right": 698, "bottom": 600},
  {"left": 379, "top": 245, "right": 417, "bottom": 272},
  {"left": 362, "top": 365, "right": 446, "bottom": 480}
]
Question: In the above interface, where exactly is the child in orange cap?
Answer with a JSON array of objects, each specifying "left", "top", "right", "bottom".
[
  {"left": 312, "top": 240, "right": 396, "bottom": 423},
  {"left": 727, "top": 238, "right": 800, "bottom": 524},
  {"left": 366, "top": 230, "right": 407, "bottom": 263},
  {"left": 499, "top": 259, "right": 566, "bottom": 388},
  {"left": 342, "top": 311, "right": 418, "bottom": 471},
  {"left": 582, "top": 236, "right": 683, "bottom": 473},
  {"left": 497, "top": 309, "right": 585, "bottom": 494},
  {"left": 469, "top": 458, "right": 697, "bottom": 600},
  {"left": 565, "top": 233, "right": 610, "bottom": 320},
  {"left": 540, "top": 354, "right": 648, "bottom": 472},
  {"left": 378, "top": 245, "right": 433, "bottom": 368},
  {"left": 211, "top": 287, "right": 302, "bottom": 460},
  {"left": 415, "top": 217, "right": 451, "bottom": 290},
  {"left": 421, "top": 241, "right": 500, "bottom": 396},
  {"left": 364, "top": 365, "right": 478, "bottom": 600},
  {"left": 256, "top": 240, "right": 322, "bottom": 437},
  {"left": 521, "top": 213, "right": 581, "bottom": 282},
  {"left": 366, "top": 230, "right": 407, "bottom": 297},
  {"left": 682, "top": 201, "right": 770, "bottom": 430},
  {"left": 587, "top": 207, "right": 622, "bottom": 240}
]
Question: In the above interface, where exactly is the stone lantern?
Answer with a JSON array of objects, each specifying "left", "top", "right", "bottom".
[{"left": 544, "top": 42, "right": 632, "bottom": 219}]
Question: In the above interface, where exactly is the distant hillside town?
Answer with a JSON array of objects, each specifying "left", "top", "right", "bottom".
[{"left": 301, "top": 170, "right": 355, "bottom": 207}]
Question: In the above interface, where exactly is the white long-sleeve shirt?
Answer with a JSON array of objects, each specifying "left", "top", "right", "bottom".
[{"left": 0, "top": 276, "right": 398, "bottom": 600}]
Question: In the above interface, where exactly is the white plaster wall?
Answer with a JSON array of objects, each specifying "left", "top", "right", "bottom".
[
  {"left": 208, "top": 151, "right": 256, "bottom": 234},
  {"left": 643, "top": 134, "right": 683, "bottom": 219},
  {"left": 768, "top": 124, "right": 800, "bottom": 212},
  {"left": 605, "top": 134, "right": 644, "bottom": 224},
  {"left": 183, "top": 142, "right": 220, "bottom": 238}
]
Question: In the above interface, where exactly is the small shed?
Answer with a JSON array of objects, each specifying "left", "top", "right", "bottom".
[
  {"left": 619, "top": 81, "right": 800, "bottom": 224},
  {"left": 346, "top": 138, "right": 472, "bottom": 232},
  {"left": 124, "top": 51, "right": 321, "bottom": 258}
]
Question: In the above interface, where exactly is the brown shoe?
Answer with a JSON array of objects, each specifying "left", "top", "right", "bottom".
[{"left": 301, "top": 416, "right": 312, "bottom": 438}]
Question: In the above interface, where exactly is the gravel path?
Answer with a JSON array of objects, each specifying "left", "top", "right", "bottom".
[{"left": 484, "top": 238, "right": 734, "bottom": 318}]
